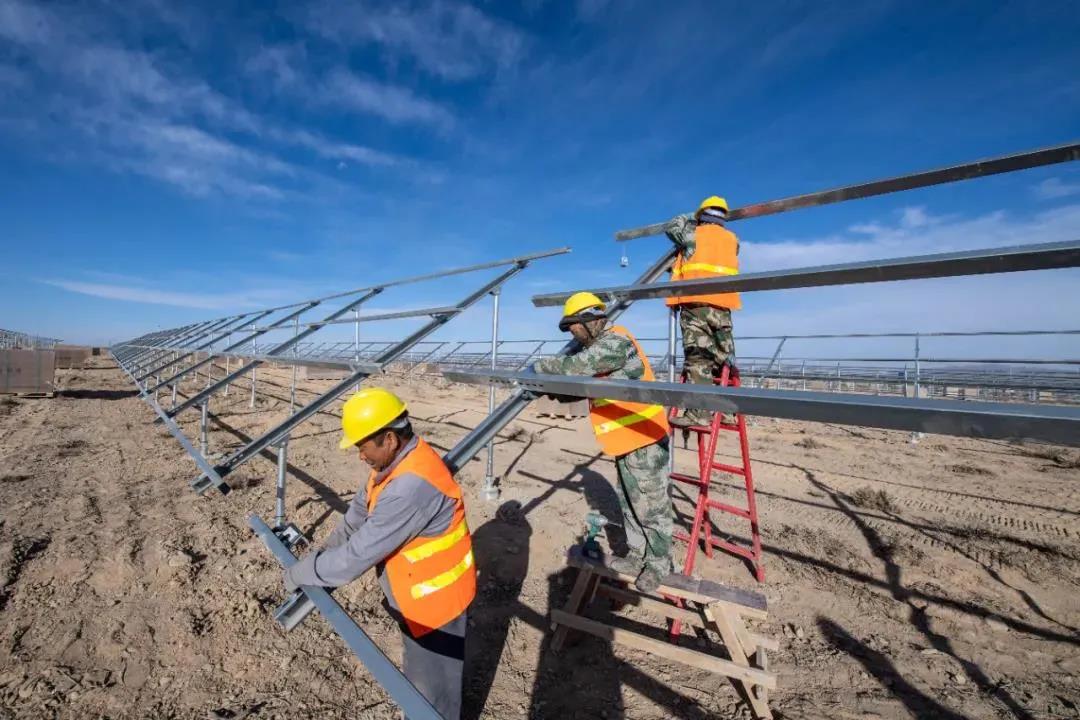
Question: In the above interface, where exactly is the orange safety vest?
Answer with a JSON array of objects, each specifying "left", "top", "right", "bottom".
[
  {"left": 589, "top": 326, "right": 671, "bottom": 457},
  {"left": 366, "top": 438, "right": 476, "bottom": 638},
  {"left": 667, "top": 222, "right": 742, "bottom": 310}
]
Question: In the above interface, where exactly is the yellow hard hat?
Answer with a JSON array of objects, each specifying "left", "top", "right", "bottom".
[
  {"left": 696, "top": 195, "right": 729, "bottom": 216},
  {"left": 562, "top": 291, "right": 606, "bottom": 318},
  {"left": 560, "top": 291, "right": 607, "bottom": 331},
  {"left": 338, "top": 387, "right": 408, "bottom": 450}
]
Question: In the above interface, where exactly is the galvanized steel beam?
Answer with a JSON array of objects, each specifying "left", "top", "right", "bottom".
[
  {"left": 532, "top": 239, "right": 1080, "bottom": 307},
  {"left": 248, "top": 515, "right": 443, "bottom": 720},
  {"left": 615, "top": 141, "right": 1080, "bottom": 241},
  {"left": 443, "top": 369, "right": 1080, "bottom": 448}
]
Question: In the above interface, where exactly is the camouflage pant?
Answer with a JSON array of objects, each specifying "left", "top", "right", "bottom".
[
  {"left": 679, "top": 304, "right": 735, "bottom": 386},
  {"left": 615, "top": 440, "right": 673, "bottom": 573}
]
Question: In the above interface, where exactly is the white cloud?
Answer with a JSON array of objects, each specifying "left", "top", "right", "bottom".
[
  {"left": 305, "top": 0, "right": 525, "bottom": 82},
  {"left": 0, "top": 0, "right": 415, "bottom": 200},
  {"left": 41, "top": 279, "right": 273, "bottom": 310},
  {"left": 742, "top": 203, "right": 1080, "bottom": 271},
  {"left": 285, "top": 128, "right": 403, "bottom": 167},
  {"left": 1034, "top": 177, "right": 1080, "bottom": 200},
  {"left": 324, "top": 69, "right": 455, "bottom": 128}
]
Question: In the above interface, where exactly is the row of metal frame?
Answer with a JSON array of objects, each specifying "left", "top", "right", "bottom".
[{"left": 109, "top": 141, "right": 1080, "bottom": 719}]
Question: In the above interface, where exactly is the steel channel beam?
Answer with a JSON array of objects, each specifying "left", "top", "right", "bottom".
[
  {"left": 614, "top": 141, "right": 1080, "bottom": 240},
  {"left": 147, "top": 304, "right": 319, "bottom": 393},
  {"left": 192, "top": 263, "right": 533, "bottom": 494},
  {"left": 246, "top": 306, "right": 461, "bottom": 331},
  {"left": 168, "top": 289, "right": 385, "bottom": 419},
  {"left": 111, "top": 351, "right": 231, "bottom": 488},
  {"left": 138, "top": 312, "right": 273, "bottom": 381},
  {"left": 247, "top": 515, "right": 443, "bottom": 720},
  {"left": 442, "top": 250, "right": 678, "bottom": 474},
  {"left": 532, "top": 239, "right": 1080, "bottom": 306},
  {"left": 131, "top": 320, "right": 238, "bottom": 377},
  {"left": 132, "top": 316, "right": 245, "bottom": 370},
  {"left": 122, "top": 322, "right": 209, "bottom": 367},
  {"left": 445, "top": 369, "right": 1080, "bottom": 448}
]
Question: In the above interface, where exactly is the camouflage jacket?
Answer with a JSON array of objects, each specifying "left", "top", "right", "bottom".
[
  {"left": 534, "top": 325, "right": 646, "bottom": 380},
  {"left": 665, "top": 214, "right": 739, "bottom": 258}
]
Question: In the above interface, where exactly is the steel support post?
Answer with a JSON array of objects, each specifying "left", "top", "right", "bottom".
[
  {"left": 275, "top": 440, "right": 288, "bottom": 527},
  {"left": 193, "top": 263, "right": 533, "bottom": 495},
  {"left": 443, "top": 249, "right": 678, "bottom": 475},
  {"left": 354, "top": 309, "right": 360, "bottom": 393},
  {"left": 200, "top": 401, "right": 209, "bottom": 457},
  {"left": 481, "top": 289, "right": 501, "bottom": 501},
  {"left": 251, "top": 364, "right": 257, "bottom": 409}
]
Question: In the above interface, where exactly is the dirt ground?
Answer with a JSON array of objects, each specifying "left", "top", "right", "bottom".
[{"left": 1, "top": 356, "right": 1078, "bottom": 720}]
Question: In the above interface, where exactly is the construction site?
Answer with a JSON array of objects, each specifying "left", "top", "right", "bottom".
[{"left": 2, "top": 140, "right": 1079, "bottom": 720}]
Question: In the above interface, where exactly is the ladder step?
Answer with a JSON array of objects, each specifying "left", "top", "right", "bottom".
[
  {"left": 711, "top": 462, "right": 747, "bottom": 476},
  {"left": 670, "top": 472, "right": 704, "bottom": 486},
  {"left": 706, "top": 500, "right": 752, "bottom": 519}
]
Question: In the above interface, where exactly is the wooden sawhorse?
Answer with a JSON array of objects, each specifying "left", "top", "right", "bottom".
[{"left": 550, "top": 546, "right": 777, "bottom": 719}]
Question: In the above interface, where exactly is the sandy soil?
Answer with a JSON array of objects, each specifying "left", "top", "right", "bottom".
[{"left": 1, "top": 357, "right": 1078, "bottom": 720}]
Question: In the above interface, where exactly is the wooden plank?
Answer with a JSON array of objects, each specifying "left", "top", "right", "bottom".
[
  {"left": 568, "top": 547, "right": 767, "bottom": 618},
  {"left": 549, "top": 609, "right": 777, "bottom": 690},
  {"left": 596, "top": 585, "right": 778, "bottom": 652},
  {"left": 551, "top": 569, "right": 597, "bottom": 653},
  {"left": 706, "top": 606, "right": 773, "bottom": 720}
]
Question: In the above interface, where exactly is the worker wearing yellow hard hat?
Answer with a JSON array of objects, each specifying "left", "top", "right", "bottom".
[
  {"left": 285, "top": 387, "right": 475, "bottom": 719},
  {"left": 532, "top": 291, "right": 674, "bottom": 593},
  {"left": 665, "top": 194, "right": 742, "bottom": 428}
]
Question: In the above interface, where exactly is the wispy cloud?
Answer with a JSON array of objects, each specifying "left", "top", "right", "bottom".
[
  {"left": 324, "top": 69, "right": 455, "bottom": 129},
  {"left": 40, "top": 279, "right": 273, "bottom": 310},
  {"left": 0, "top": 0, "right": 417, "bottom": 201},
  {"left": 1034, "top": 177, "right": 1080, "bottom": 200},
  {"left": 742, "top": 203, "right": 1080, "bottom": 271},
  {"left": 304, "top": 0, "right": 525, "bottom": 82}
]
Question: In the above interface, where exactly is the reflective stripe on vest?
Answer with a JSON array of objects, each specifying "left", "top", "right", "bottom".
[
  {"left": 594, "top": 403, "right": 666, "bottom": 436},
  {"left": 402, "top": 521, "right": 470, "bottom": 563},
  {"left": 667, "top": 223, "right": 742, "bottom": 310},
  {"left": 588, "top": 326, "right": 670, "bottom": 456},
  {"left": 671, "top": 262, "right": 739, "bottom": 278},
  {"left": 411, "top": 549, "right": 475, "bottom": 599},
  {"left": 366, "top": 438, "right": 477, "bottom": 638}
]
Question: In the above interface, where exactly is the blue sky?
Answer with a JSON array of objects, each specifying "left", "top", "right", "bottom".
[{"left": 1, "top": 0, "right": 1079, "bottom": 362}]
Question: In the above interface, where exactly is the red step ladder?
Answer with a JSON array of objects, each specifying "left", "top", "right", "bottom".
[{"left": 669, "top": 364, "right": 765, "bottom": 583}]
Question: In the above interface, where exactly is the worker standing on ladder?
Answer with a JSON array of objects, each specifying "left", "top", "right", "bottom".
[
  {"left": 284, "top": 388, "right": 475, "bottom": 720},
  {"left": 665, "top": 195, "right": 741, "bottom": 428},
  {"left": 533, "top": 292, "right": 673, "bottom": 592}
]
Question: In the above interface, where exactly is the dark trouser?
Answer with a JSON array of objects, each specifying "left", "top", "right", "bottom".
[
  {"left": 401, "top": 610, "right": 467, "bottom": 720},
  {"left": 615, "top": 440, "right": 674, "bottom": 574}
]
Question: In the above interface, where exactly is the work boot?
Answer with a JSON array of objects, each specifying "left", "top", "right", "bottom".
[
  {"left": 670, "top": 411, "right": 712, "bottom": 428},
  {"left": 634, "top": 566, "right": 664, "bottom": 593},
  {"left": 609, "top": 554, "right": 644, "bottom": 576}
]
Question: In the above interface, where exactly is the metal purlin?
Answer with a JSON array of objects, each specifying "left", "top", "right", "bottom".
[
  {"left": 190, "top": 260, "right": 537, "bottom": 495},
  {"left": 441, "top": 141, "right": 1080, "bottom": 476},
  {"left": 108, "top": 248, "right": 567, "bottom": 720},
  {"left": 137, "top": 311, "right": 278, "bottom": 382}
]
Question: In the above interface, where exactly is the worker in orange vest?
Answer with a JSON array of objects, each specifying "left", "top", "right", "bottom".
[
  {"left": 285, "top": 388, "right": 476, "bottom": 719},
  {"left": 666, "top": 195, "right": 741, "bottom": 428},
  {"left": 533, "top": 292, "right": 674, "bottom": 592}
]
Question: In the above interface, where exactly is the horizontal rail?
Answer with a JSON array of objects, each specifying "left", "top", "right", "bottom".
[
  {"left": 614, "top": 141, "right": 1080, "bottom": 240},
  {"left": 442, "top": 369, "right": 1080, "bottom": 447},
  {"left": 246, "top": 306, "right": 461, "bottom": 330},
  {"left": 532, "top": 239, "right": 1080, "bottom": 306},
  {"left": 248, "top": 515, "right": 443, "bottom": 720}
]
